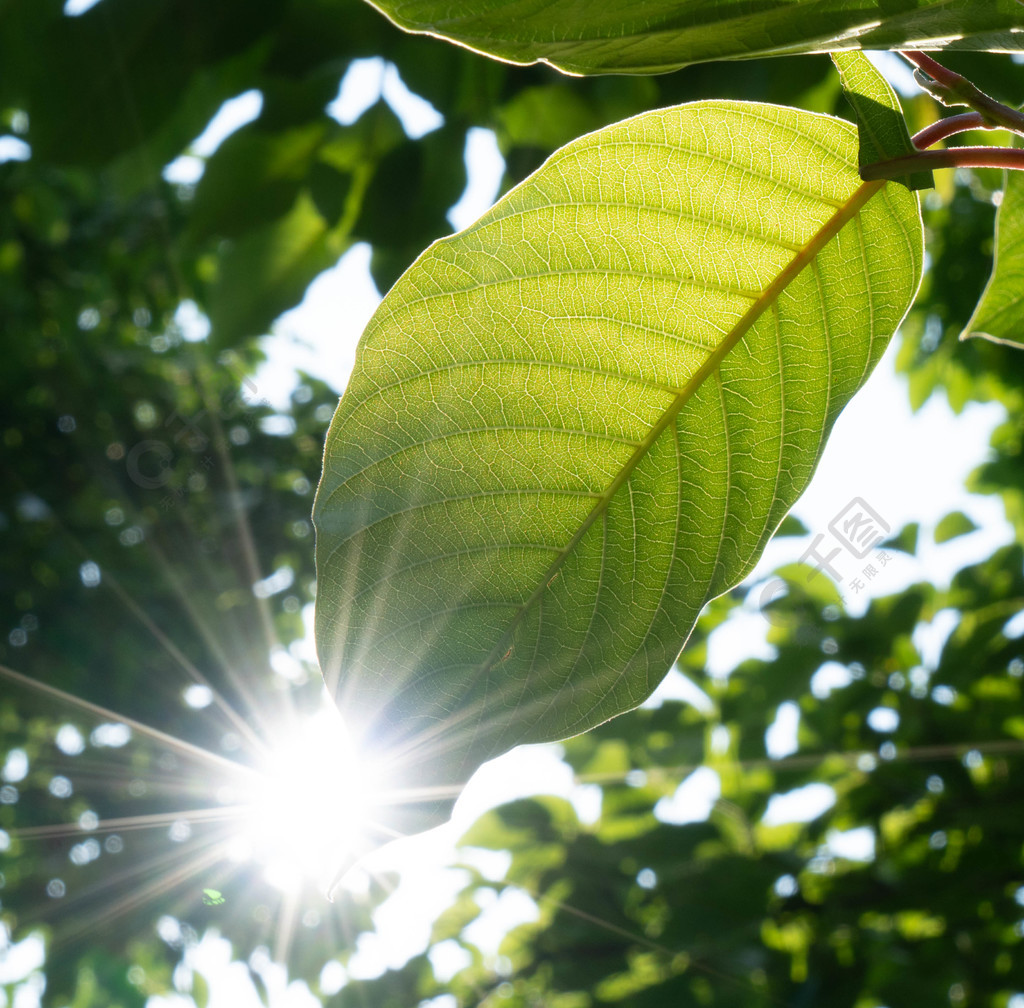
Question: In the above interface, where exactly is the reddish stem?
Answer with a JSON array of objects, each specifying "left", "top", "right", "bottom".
[
  {"left": 901, "top": 50, "right": 965, "bottom": 89},
  {"left": 898, "top": 49, "right": 1024, "bottom": 136},
  {"left": 861, "top": 145, "right": 1024, "bottom": 181},
  {"left": 912, "top": 112, "right": 987, "bottom": 149}
]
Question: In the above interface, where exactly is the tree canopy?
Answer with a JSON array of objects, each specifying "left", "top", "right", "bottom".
[{"left": 2, "top": 2, "right": 1024, "bottom": 1007}]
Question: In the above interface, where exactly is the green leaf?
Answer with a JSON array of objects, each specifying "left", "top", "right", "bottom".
[
  {"left": 880, "top": 521, "right": 921, "bottom": 556},
  {"left": 208, "top": 191, "right": 352, "bottom": 346},
  {"left": 314, "top": 101, "right": 922, "bottom": 839},
  {"left": 963, "top": 145, "right": 1024, "bottom": 348},
  {"left": 831, "top": 51, "right": 933, "bottom": 192},
  {"left": 364, "top": 0, "right": 1024, "bottom": 75},
  {"left": 774, "top": 514, "right": 810, "bottom": 537},
  {"left": 188, "top": 122, "right": 330, "bottom": 243},
  {"left": 934, "top": 510, "right": 979, "bottom": 543}
]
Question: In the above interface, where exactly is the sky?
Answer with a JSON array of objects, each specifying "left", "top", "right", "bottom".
[{"left": 0, "top": 33, "right": 1017, "bottom": 1008}]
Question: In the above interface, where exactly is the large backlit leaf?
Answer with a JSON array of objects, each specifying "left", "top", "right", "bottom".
[
  {"left": 365, "top": 0, "right": 1024, "bottom": 76},
  {"left": 314, "top": 101, "right": 922, "bottom": 837},
  {"left": 964, "top": 147, "right": 1024, "bottom": 348}
]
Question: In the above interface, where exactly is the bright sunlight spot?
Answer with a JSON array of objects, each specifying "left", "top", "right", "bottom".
[{"left": 229, "top": 700, "right": 378, "bottom": 892}]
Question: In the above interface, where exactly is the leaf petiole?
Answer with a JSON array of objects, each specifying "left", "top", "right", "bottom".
[
  {"left": 860, "top": 51, "right": 1024, "bottom": 182},
  {"left": 900, "top": 50, "right": 1024, "bottom": 135},
  {"left": 861, "top": 145, "right": 1024, "bottom": 181},
  {"left": 911, "top": 111, "right": 987, "bottom": 150}
]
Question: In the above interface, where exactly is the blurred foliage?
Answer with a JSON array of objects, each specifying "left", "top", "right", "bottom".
[{"left": 1, "top": 2, "right": 1023, "bottom": 1007}]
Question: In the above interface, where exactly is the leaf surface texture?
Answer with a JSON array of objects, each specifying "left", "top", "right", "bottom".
[{"left": 314, "top": 101, "right": 922, "bottom": 833}]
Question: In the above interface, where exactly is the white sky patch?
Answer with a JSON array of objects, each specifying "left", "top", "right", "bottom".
[
  {"left": 811, "top": 661, "right": 855, "bottom": 699},
  {"left": 765, "top": 701, "right": 800, "bottom": 759},
  {"left": 245, "top": 950, "right": 322, "bottom": 1008},
  {"left": 183, "top": 683, "right": 214, "bottom": 709},
  {"left": 193, "top": 91, "right": 263, "bottom": 157},
  {"left": 451, "top": 743, "right": 575, "bottom": 832},
  {"left": 0, "top": 929, "right": 45, "bottom": 984},
  {"left": 706, "top": 609, "right": 776, "bottom": 678},
  {"left": 762, "top": 783, "right": 836, "bottom": 825},
  {"left": 826, "top": 825, "right": 876, "bottom": 861},
  {"left": 864, "top": 50, "right": 920, "bottom": 97},
  {"left": 259, "top": 243, "right": 381, "bottom": 409},
  {"left": 55, "top": 724, "right": 85, "bottom": 756},
  {"left": 329, "top": 59, "right": 443, "bottom": 138},
  {"left": 655, "top": 767, "right": 721, "bottom": 824},
  {"left": 0, "top": 136, "right": 30, "bottom": 163},
  {"left": 2, "top": 748, "right": 28, "bottom": 782},
  {"left": 448, "top": 128, "right": 505, "bottom": 232},
  {"left": 345, "top": 868, "right": 468, "bottom": 976},
  {"left": 429, "top": 939, "right": 473, "bottom": 984},
  {"left": 380, "top": 63, "right": 444, "bottom": 138},
  {"left": 642, "top": 667, "right": 715, "bottom": 712},
  {"left": 346, "top": 932, "right": 390, "bottom": 981},
  {"left": 163, "top": 90, "right": 263, "bottom": 185},
  {"left": 571, "top": 782, "right": 603, "bottom": 824},
  {"left": 63, "top": 0, "right": 102, "bottom": 13},
  {"left": 174, "top": 933, "right": 269, "bottom": 1008},
  {"left": 174, "top": 300, "right": 211, "bottom": 342},
  {"left": 319, "top": 960, "right": 346, "bottom": 996},
  {"left": 329, "top": 58, "right": 386, "bottom": 124},
  {"left": 90, "top": 722, "right": 131, "bottom": 747},
  {"left": 422, "top": 997, "right": 458, "bottom": 1008},
  {"left": 1004, "top": 609, "right": 1024, "bottom": 639},
  {"left": 252, "top": 565, "right": 294, "bottom": 599},
  {"left": 459, "top": 846, "right": 512, "bottom": 882},
  {"left": 462, "top": 887, "right": 539, "bottom": 958},
  {"left": 867, "top": 707, "right": 900, "bottom": 733},
  {"left": 163, "top": 156, "right": 205, "bottom": 186},
  {"left": 913, "top": 607, "right": 961, "bottom": 667}
]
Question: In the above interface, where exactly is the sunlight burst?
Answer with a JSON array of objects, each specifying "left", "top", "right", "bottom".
[{"left": 231, "top": 701, "right": 377, "bottom": 892}]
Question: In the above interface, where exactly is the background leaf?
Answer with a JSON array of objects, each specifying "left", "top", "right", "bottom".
[
  {"left": 365, "top": 0, "right": 1024, "bottom": 75},
  {"left": 314, "top": 100, "right": 923, "bottom": 840},
  {"left": 831, "top": 50, "right": 933, "bottom": 192},
  {"left": 963, "top": 142, "right": 1024, "bottom": 348},
  {"left": 933, "top": 509, "right": 979, "bottom": 542}
]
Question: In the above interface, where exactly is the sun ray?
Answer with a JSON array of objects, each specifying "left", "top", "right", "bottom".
[
  {"left": 98, "top": 546, "right": 270, "bottom": 753},
  {"left": 9, "top": 805, "right": 255, "bottom": 841},
  {"left": 0, "top": 663, "right": 256, "bottom": 779},
  {"left": 6, "top": 465, "right": 278, "bottom": 752},
  {"left": 198, "top": 368, "right": 281, "bottom": 659},
  {"left": 58, "top": 833, "right": 236, "bottom": 943}
]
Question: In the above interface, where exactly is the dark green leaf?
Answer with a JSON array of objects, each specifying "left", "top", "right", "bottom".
[
  {"left": 832, "top": 50, "right": 932, "bottom": 192},
  {"left": 365, "top": 0, "right": 1024, "bottom": 75}
]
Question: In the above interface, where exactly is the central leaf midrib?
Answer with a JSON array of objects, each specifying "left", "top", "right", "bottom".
[{"left": 469, "top": 177, "right": 886, "bottom": 683}]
